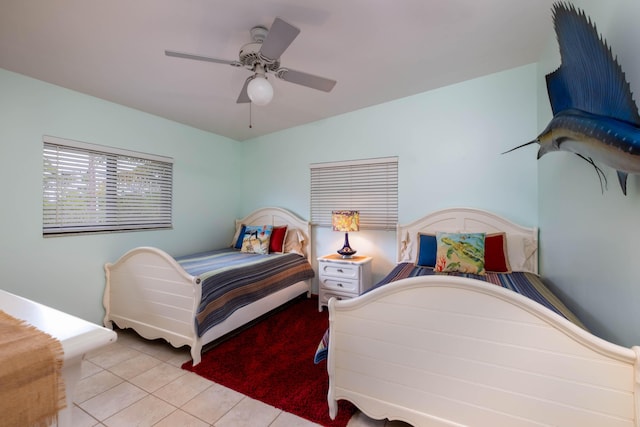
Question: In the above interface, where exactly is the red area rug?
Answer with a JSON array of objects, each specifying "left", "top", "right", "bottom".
[{"left": 182, "top": 296, "right": 356, "bottom": 426}]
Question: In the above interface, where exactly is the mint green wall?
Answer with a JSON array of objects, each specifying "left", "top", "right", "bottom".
[
  {"left": 0, "top": 61, "right": 546, "bottom": 325},
  {"left": 0, "top": 69, "right": 240, "bottom": 324},
  {"left": 537, "top": 0, "right": 640, "bottom": 347},
  {"left": 240, "top": 64, "right": 540, "bottom": 285}
]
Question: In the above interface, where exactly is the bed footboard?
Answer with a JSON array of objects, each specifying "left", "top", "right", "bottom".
[
  {"left": 328, "top": 276, "right": 640, "bottom": 426},
  {"left": 104, "top": 246, "right": 201, "bottom": 354}
]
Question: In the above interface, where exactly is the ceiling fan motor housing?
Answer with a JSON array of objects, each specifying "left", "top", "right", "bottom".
[{"left": 239, "top": 41, "right": 280, "bottom": 72}]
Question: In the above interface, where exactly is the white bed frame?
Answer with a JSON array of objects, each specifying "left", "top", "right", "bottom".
[
  {"left": 327, "top": 207, "right": 640, "bottom": 426},
  {"left": 103, "top": 207, "right": 312, "bottom": 366}
]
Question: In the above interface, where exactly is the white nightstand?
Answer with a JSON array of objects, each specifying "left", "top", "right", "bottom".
[{"left": 317, "top": 254, "right": 373, "bottom": 311}]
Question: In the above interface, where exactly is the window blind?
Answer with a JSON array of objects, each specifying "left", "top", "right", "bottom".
[
  {"left": 43, "top": 135, "right": 173, "bottom": 235},
  {"left": 310, "top": 157, "right": 398, "bottom": 230}
]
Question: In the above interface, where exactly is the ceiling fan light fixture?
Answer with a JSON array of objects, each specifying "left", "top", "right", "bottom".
[
  {"left": 247, "top": 75, "right": 273, "bottom": 106},
  {"left": 166, "top": 17, "right": 336, "bottom": 108}
]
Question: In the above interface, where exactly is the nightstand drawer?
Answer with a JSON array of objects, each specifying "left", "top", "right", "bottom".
[
  {"left": 320, "top": 277, "right": 359, "bottom": 293},
  {"left": 320, "top": 263, "right": 360, "bottom": 280},
  {"left": 319, "top": 290, "right": 353, "bottom": 307}
]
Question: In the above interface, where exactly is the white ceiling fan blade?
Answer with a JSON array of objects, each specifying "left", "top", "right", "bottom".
[
  {"left": 236, "top": 76, "right": 252, "bottom": 103},
  {"left": 277, "top": 69, "right": 336, "bottom": 92},
  {"left": 259, "top": 18, "right": 300, "bottom": 60},
  {"left": 165, "top": 50, "right": 241, "bottom": 66}
]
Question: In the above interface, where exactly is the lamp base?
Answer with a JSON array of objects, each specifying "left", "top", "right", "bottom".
[{"left": 337, "top": 232, "right": 357, "bottom": 258}]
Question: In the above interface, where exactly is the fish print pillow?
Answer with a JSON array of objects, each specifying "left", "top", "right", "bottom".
[{"left": 434, "top": 232, "right": 485, "bottom": 275}]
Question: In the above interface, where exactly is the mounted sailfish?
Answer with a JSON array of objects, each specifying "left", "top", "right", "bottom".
[{"left": 504, "top": 2, "right": 640, "bottom": 195}]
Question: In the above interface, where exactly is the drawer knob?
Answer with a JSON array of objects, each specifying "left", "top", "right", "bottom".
[
  {"left": 337, "top": 268, "right": 343, "bottom": 273},
  {"left": 337, "top": 283, "right": 343, "bottom": 287}
]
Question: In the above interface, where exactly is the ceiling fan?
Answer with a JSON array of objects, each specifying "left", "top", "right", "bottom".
[{"left": 165, "top": 18, "right": 337, "bottom": 106}]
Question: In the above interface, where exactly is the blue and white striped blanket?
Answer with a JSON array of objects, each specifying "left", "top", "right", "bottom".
[{"left": 177, "top": 249, "right": 315, "bottom": 337}]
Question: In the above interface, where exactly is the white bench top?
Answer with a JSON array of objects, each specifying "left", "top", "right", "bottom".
[{"left": 0, "top": 289, "right": 117, "bottom": 361}]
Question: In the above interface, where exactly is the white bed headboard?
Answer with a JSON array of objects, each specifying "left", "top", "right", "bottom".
[
  {"left": 235, "top": 207, "right": 312, "bottom": 258},
  {"left": 397, "top": 207, "right": 538, "bottom": 274}
]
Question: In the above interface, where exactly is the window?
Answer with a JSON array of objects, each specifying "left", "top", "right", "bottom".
[
  {"left": 43, "top": 135, "right": 173, "bottom": 235},
  {"left": 310, "top": 156, "right": 398, "bottom": 230}
]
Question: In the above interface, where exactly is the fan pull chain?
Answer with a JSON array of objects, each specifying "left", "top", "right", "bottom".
[{"left": 249, "top": 102, "right": 253, "bottom": 129}]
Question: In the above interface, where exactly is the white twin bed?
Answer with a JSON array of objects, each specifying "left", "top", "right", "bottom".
[
  {"left": 326, "top": 207, "right": 640, "bottom": 426},
  {"left": 103, "top": 207, "right": 313, "bottom": 366}
]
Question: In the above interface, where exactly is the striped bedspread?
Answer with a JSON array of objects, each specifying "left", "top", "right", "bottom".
[
  {"left": 177, "top": 249, "right": 315, "bottom": 337},
  {"left": 314, "top": 263, "right": 585, "bottom": 363},
  {"left": 371, "top": 263, "right": 585, "bottom": 327}
]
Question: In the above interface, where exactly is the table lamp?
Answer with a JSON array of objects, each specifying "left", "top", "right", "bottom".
[{"left": 332, "top": 210, "right": 360, "bottom": 258}]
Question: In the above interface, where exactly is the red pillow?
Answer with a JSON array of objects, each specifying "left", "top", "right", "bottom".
[
  {"left": 269, "top": 226, "right": 288, "bottom": 253},
  {"left": 484, "top": 233, "right": 512, "bottom": 273}
]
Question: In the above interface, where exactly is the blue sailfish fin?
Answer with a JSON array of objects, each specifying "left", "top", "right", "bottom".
[{"left": 545, "top": 2, "right": 640, "bottom": 125}]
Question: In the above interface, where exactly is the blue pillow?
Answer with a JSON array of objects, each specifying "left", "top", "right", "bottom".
[
  {"left": 234, "top": 224, "right": 246, "bottom": 249},
  {"left": 416, "top": 233, "right": 437, "bottom": 267}
]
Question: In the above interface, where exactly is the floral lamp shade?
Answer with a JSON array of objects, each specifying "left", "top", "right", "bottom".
[
  {"left": 332, "top": 210, "right": 360, "bottom": 232},
  {"left": 332, "top": 210, "right": 359, "bottom": 257}
]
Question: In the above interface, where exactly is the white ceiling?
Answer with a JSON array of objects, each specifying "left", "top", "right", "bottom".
[{"left": 0, "top": 0, "right": 557, "bottom": 141}]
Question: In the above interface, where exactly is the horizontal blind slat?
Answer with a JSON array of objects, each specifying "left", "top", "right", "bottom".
[
  {"left": 43, "top": 138, "right": 173, "bottom": 235},
  {"left": 310, "top": 157, "right": 398, "bottom": 230}
]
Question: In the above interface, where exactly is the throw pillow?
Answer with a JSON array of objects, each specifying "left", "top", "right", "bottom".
[
  {"left": 283, "top": 228, "right": 305, "bottom": 256},
  {"left": 232, "top": 224, "right": 246, "bottom": 249},
  {"left": 484, "top": 232, "right": 512, "bottom": 273},
  {"left": 434, "top": 232, "right": 486, "bottom": 275},
  {"left": 415, "top": 233, "right": 437, "bottom": 267},
  {"left": 241, "top": 225, "right": 273, "bottom": 255},
  {"left": 269, "top": 225, "right": 288, "bottom": 253}
]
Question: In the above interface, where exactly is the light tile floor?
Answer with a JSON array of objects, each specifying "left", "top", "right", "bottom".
[{"left": 72, "top": 328, "right": 411, "bottom": 427}]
